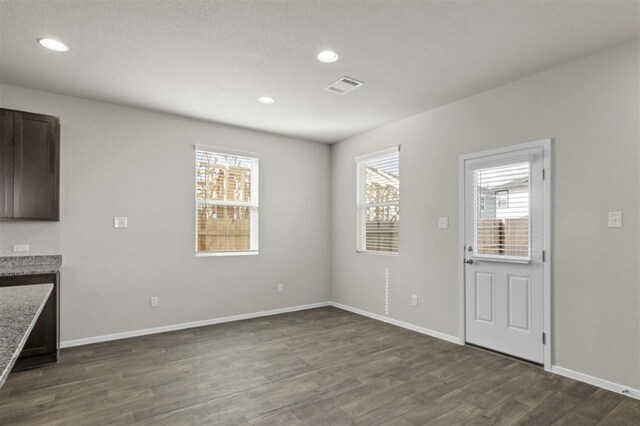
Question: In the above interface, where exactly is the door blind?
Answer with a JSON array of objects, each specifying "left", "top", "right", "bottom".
[
  {"left": 473, "top": 161, "right": 530, "bottom": 259},
  {"left": 356, "top": 147, "right": 400, "bottom": 253}
]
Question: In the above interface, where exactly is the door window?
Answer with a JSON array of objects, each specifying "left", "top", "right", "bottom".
[{"left": 473, "top": 162, "right": 530, "bottom": 260}]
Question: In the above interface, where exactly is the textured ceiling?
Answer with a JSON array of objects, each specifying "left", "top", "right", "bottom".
[{"left": 1, "top": 1, "right": 638, "bottom": 143}]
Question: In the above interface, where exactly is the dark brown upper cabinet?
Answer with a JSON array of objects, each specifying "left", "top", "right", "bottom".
[{"left": 0, "top": 108, "right": 60, "bottom": 221}]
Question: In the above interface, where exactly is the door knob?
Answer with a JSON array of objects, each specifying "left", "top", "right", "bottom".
[{"left": 465, "top": 258, "right": 474, "bottom": 265}]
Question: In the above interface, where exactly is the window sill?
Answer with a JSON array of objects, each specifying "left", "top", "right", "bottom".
[
  {"left": 356, "top": 250, "right": 398, "bottom": 257},
  {"left": 196, "top": 251, "right": 259, "bottom": 257}
]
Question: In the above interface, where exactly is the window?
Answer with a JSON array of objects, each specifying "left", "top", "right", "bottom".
[
  {"left": 496, "top": 190, "right": 509, "bottom": 208},
  {"left": 474, "top": 162, "right": 530, "bottom": 259},
  {"left": 195, "top": 146, "right": 259, "bottom": 255},
  {"left": 356, "top": 146, "right": 400, "bottom": 254}
]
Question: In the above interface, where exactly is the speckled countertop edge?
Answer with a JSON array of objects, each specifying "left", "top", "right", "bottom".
[
  {"left": 0, "top": 255, "right": 62, "bottom": 277},
  {"left": 0, "top": 284, "right": 54, "bottom": 389}
]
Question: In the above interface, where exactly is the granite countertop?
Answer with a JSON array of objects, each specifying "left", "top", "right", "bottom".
[
  {"left": 0, "top": 255, "right": 62, "bottom": 277},
  {"left": 0, "top": 284, "right": 53, "bottom": 389}
]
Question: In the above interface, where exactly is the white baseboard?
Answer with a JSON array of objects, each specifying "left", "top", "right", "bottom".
[
  {"left": 328, "top": 301, "right": 460, "bottom": 344},
  {"left": 550, "top": 366, "right": 640, "bottom": 400},
  {"left": 59, "top": 300, "right": 639, "bottom": 401},
  {"left": 328, "top": 301, "right": 639, "bottom": 400},
  {"left": 60, "top": 301, "right": 331, "bottom": 348}
]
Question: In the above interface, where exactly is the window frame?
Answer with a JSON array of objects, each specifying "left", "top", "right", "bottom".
[
  {"left": 355, "top": 145, "right": 400, "bottom": 255},
  {"left": 472, "top": 159, "right": 531, "bottom": 262},
  {"left": 194, "top": 145, "right": 260, "bottom": 257}
]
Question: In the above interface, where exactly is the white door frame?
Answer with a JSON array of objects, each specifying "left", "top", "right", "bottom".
[{"left": 458, "top": 139, "right": 552, "bottom": 371}]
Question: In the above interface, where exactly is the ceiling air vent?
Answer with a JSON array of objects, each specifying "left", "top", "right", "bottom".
[{"left": 325, "top": 76, "right": 364, "bottom": 95}]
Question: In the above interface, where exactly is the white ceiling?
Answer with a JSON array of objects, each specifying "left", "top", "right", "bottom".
[{"left": 1, "top": 1, "right": 638, "bottom": 143}]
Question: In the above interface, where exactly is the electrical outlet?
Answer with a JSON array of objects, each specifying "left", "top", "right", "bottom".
[
  {"left": 114, "top": 216, "right": 128, "bottom": 228},
  {"left": 412, "top": 295, "right": 418, "bottom": 306},
  {"left": 150, "top": 296, "right": 158, "bottom": 308},
  {"left": 13, "top": 244, "right": 29, "bottom": 252},
  {"left": 438, "top": 217, "right": 449, "bottom": 229},
  {"left": 277, "top": 283, "right": 284, "bottom": 293},
  {"left": 608, "top": 211, "right": 622, "bottom": 228}
]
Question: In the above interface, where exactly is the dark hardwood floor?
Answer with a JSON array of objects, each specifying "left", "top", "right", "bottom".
[{"left": 1, "top": 307, "right": 638, "bottom": 425}]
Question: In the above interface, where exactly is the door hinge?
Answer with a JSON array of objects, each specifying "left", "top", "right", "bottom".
[
  {"left": 542, "top": 250, "right": 546, "bottom": 262},
  {"left": 542, "top": 333, "right": 546, "bottom": 345},
  {"left": 542, "top": 168, "right": 546, "bottom": 180}
]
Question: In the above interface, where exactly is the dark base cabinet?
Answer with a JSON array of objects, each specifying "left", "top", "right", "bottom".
[{"left": 0, "top": 273, "right": 60, "bottom": 369}]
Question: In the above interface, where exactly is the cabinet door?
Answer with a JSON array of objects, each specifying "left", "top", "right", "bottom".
[
  {"left": 0, "top": 109, "right": 13, "bottom": 218},
  {"left": 13, "top": 111, "right": 60, "bottom": 220},
  {"left": 0, "top": 274, "right": 59, "bottom": 359},
  {"left": 22, "top": 286, "right": 57, "bottom": 358}
]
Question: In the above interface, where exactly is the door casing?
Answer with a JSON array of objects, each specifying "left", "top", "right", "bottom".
[{"left": 458, "top": 139, "right": 552, "bottom": 371}]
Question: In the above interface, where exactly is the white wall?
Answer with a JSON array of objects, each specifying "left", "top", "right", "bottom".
[
  {"left": 331, "top": 41, "right": 640, "bottom": 389},
  {"left": 0, "top": 84, "right": 331, "bottom": 342}
]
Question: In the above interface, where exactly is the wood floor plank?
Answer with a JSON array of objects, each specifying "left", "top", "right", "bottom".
[
  {"left": 568, "top": 387, "right": 628, "bottom": 422},
  {"left": 1, "top": 307, "right": 638, "bottom": 425},
  {"left": 598, "top": 397, "right": 640, "bottom": 425},
  {"left": 553, "top": 411, "right": 598, "bottom": 425}
]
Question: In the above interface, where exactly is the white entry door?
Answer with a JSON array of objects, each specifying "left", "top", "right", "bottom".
[{"left": 464, "top": 145, "right": 545, "bottom": 363}]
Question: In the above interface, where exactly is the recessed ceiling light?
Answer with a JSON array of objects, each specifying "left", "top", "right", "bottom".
[
  {"left": 317, "top": 50, "right": 339, "bottom": 63},
  {"left": 38, "top": 38, "right": 70, "bottom": 52},
  {"left": 257, "top": 96, "right": 275, "bottom": 104}
]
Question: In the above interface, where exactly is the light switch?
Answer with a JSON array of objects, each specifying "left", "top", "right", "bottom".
[
  {"left": 608, "top": 211, "right": 622, "bottom": 228},
  {"left": 114, "top": 216, "right": 128, "bottom": 228},
  {"left": 438, "top": 217, "right": 449, "bottom": 229}
]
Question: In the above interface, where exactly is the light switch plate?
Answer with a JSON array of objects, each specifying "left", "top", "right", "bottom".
[
  {"left": 438, "top": 217, "right": 449, "bottom": 229},
  {"left": 114, "top": 217, "right": 128, "bottom": 228},
  {"left": 608, "top": 211, "right": 622, "bottom": 228},
  {"left": 13, "top": 244, "right": 29, "bottom": 252}
]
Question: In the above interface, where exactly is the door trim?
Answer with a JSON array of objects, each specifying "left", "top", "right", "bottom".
[{"left": 458, "top": 139, "right": 552, "bottom": 371}]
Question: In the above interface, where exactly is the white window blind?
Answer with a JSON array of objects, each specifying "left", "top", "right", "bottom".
[
  {"left": 356, "top": 146, "right": 400, "bottom": 254},
  {"left": 473, "top": 161, "right": 530, "bottom": 260},
  {"left": 195, "top": 146, "right": 259, "bottom": 255}
]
